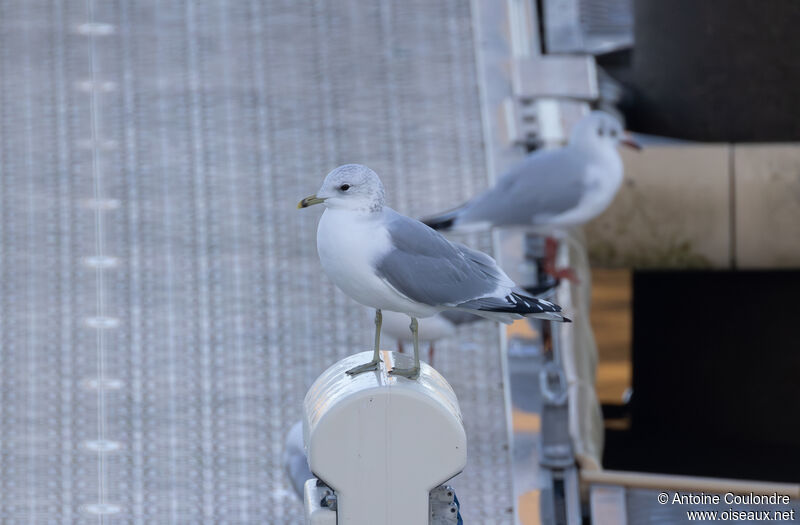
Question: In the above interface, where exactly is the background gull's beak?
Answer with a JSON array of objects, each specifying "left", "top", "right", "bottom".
[
  {"left": 298, "top": 194, "right": 326, "bottom": 208},
  {"left": 621, "top": 133, "right": 642, "bottom": 151}
]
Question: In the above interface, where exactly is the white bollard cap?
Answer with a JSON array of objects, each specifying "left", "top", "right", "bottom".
[{"left": 303, "top": 350, "right": 467, "bottom": 525}]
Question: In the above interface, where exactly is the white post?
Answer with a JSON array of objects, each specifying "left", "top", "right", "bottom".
[{"left": 303, "top": 350, "right": 467, "bottom": 525}]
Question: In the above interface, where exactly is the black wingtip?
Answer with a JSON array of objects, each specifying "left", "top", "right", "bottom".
[
  {"left": 510, "top": 292, "right": 562, "bottom": 314},
  {"left": 420, "top": 206, "right": 465, "bottom": 231},
  {"left": 465, "top": 292, "right": 566, "bottom": 318},
  {"left": 562, "top": 316, "right": 572, "bottom": 323},
  {"left": 522, "top": 280, "right": 558, "bottom": 296},
  {"left": 421, "top": 216, "right": 455, "bottom": 231}
]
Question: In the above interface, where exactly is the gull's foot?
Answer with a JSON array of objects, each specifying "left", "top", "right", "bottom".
[
  {"left": 543, "top": 237, "right": 580, "bottom": 284},
  {"left": 543, "top": 262, "right": 580, "bottom": 285},
  {"left": 345, "top": 359, "right": 381, "bottom": 376},
  {"left": 550, "top": 266, "right": 580, "bottom": 284},
  {"left": 389, "top": 366, "right": 420, "bottom": 380}
]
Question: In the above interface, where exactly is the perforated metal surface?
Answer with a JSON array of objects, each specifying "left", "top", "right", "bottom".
[
  {"left": 0, "top": 1, "right": 513, "bottom": 523},
  {"left": 542, "top": 0, "right": 633, "bottom": 55}
]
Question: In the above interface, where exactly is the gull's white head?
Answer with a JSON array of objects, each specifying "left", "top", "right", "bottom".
[
  {"left": 568, "top": 110, "right": 640, "bottom": 154},
  {"left": 298, "top": 164, "right": 385, "bottom": 212}
]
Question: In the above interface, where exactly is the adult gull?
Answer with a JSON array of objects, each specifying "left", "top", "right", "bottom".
[
  {"left": 422, "top": 111, "right": 640, "bottom": 280},
  {"left": 299, "top": 164, "right": 569, "bottom": 379}
]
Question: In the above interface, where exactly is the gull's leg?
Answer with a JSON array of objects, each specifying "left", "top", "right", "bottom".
[
  {"left": 397, "top": 340, "right": 404, "bottom": 354},
  {"left": 428, "top": 342, "right": 434, "bottom": 367},
  {"left": 346, "top": 309, "right": 383, "bottom": 376},
  {"left": 544, "top": 236, "right": 580, "bottom": 284},
  {"left": 389, "top": 317, "right": 420, "bottom": 379}
]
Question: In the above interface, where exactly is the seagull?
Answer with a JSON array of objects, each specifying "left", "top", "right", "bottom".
[
  {"left": 379, "top": 309, "right": 482, "bottom": 366},
  {"left": 422, "top": 111, "right": 640, "bottom": 280},
  {"left": 299, "top": 164, "right": 570, "bottom": 379},
  {"left": 283, "top": 421, "right": 312, "bottom": 499}
]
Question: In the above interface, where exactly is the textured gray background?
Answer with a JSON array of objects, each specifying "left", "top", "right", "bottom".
[{"left": 0, "top": 1, "right": 513, "bottom": 523}]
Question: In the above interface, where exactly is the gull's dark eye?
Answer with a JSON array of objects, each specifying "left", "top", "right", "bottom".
[
  {"left": 598, "top": 128, "right": 605, "bottom": 136},
  {"left": 339, "top": 184, "right": 351, "bottom": 191}
]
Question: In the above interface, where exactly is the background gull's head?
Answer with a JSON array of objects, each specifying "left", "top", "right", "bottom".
[{"left": 568, "top": 110, "right": 640, "bottom": 153}]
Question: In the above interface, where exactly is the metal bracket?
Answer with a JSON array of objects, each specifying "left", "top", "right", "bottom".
[
  {"left": 430, "top": 485, "right": 461, "bottom": 525},
  {"left": 304, "top": 480, "right": 461, "bottom": 525},
  {"left": 512, "top": 56, "right": 598, "bottom": 101}
]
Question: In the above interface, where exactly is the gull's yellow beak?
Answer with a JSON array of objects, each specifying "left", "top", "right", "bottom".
[{"left": 298, "top": 195, "right": 326, "bottom": 209}]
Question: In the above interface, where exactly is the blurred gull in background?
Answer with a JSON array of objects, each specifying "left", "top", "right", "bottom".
[
  {"left": 423, "top": 111, "right": 640, "bottom": 281},
  {"left": 283, "top": 421, "right": 312, "bottom": 500},
  {"left": 379, "top": 309, "right": 483, "bottom": 366},
  {"left": 298, "top": 164, "right": 569, "bottom": 379}
]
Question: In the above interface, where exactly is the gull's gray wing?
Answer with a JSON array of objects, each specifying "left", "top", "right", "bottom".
[
  {"left": 459, "top": 147, "right": 587, "bottom": 226},
  {"left": 376, "top": 208, "right": 514, "bottom": 307},
  {"left": 439, "top": 309, "right": 484, "bottom": 326}
]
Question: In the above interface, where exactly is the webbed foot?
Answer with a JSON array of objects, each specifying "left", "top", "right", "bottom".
[
  {"left": 388, "top": 366, "right": 420, "bottom": 380},
  {"left": 345, "top": 359, "right": 381, "bottom": 376}
]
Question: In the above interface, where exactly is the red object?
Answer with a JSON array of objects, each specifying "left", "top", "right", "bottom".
[{"left": 544, "top": 237, "right": 580, "bottom": 284}]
